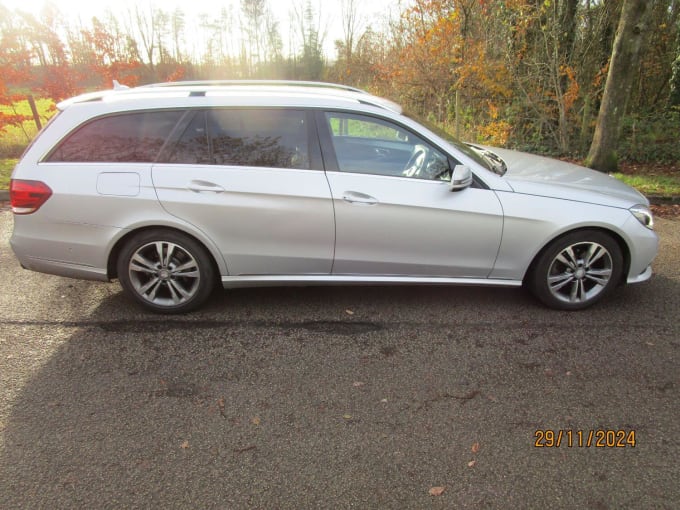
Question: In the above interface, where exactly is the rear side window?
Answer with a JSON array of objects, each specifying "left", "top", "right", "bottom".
[
  {"left": 47, "top": 111, "right": 184, "bottom": 163},
  {"left": 165, "top": 109, "right": 310, "bottom": 169}
]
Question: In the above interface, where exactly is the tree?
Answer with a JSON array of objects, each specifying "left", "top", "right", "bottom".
[
  {"left": 79, "top": 17, "right": 142, "bottom": 88},
  {"left": 291, "top": 0, "right": 326, "bottom": 80},
  {"left": 340, "top": 0, "right": 362, "bottom": 66},
  {"left": 586, "top": 0, "right": 652, "bottom": 172},
  {"left": 0, "top": 6, "right": 33, "bottom": 136},
  {"left": 671, "top": 51, "right": 680, "bottom": 107}
]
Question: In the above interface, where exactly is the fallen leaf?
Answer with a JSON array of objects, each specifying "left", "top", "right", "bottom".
[
  {"left": 471, "top": 442, "right": 480, "bottom": 453},
  {"left": 180, "top": 440, "right": 189, "bottom": 449},
  {"left": 566, "top": 371, "right": 573, "bottom": 376},
  {"left": 343, "top": 414, "right": 353, "bottom": 420},
  {"left": 468, "top": 460, "right": 476, "bottom": 468},
  {"left": 429, "top": 486, "right": 446, "bottom": 496},
  {"left": 217, "top": 398, "right": 225, "bottom": 409},
  {"left": 345, "top": 309, "right": 354, "bottom": 315},
  {"left": 353, "top": 381, "right": 365, "bottom": 387},
  {"left": 380, "top": 398, "right": 388, "bottom": 403},
  {"left": 251, "top": 416, "right": 261, "bottom": 425}
]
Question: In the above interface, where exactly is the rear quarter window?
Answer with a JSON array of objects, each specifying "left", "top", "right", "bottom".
[{"left": 47, "top": 110, "right": 184, "bottom": 163}]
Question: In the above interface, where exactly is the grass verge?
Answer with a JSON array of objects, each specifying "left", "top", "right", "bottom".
[
  {"left": 612, "top": 173, "right": 680, "bottom": 198},
  {"left": 0, "top": 98, "right": 55, "bottom": 158}
]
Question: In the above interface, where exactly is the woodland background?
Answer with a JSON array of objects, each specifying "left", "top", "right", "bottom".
[{"left": 1, "top": 0, "right": 679, "bottom": 172}]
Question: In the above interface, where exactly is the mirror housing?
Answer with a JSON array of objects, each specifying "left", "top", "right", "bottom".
[{"left": 450, "top": 165, "right": 473, "bottom": 191}]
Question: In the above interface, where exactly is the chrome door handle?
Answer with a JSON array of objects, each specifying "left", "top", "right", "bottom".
[
  {"left": 342, "top": 191, "right": 378, "bottom": 205},
  {"left": 187, "top": 181, "right": 225, "bottom": 193}
]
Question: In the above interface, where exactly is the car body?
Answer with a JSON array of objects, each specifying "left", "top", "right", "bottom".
[{"left": 9, "top": 81, "right": 658, "bottom": 312}]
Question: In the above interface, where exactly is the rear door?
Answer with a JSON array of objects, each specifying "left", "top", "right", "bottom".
[{"left": 152, "top": 108, "right": 335, "bottom": 276}]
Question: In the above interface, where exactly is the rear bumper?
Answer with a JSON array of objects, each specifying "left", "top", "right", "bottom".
[
  {"left": 11, "top": 249, "right": 110, "bottom": 281},
  {"left": 10, "top": 221, "right": 116, "bottom": 282}
]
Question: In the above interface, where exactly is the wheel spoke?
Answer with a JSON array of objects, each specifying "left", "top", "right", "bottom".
[
  {"left": 171, "top": 260, "right": 200, "bottom": 278},
  {"left": 163, "top": 243, "right": 177, "bottom": 267},
  {"left": 154, "top": 242, "right": 165, "bottom": 265},
  {"left": 585, "top": 244, "right": 607, "bottom": 267},
  {"left": 585, "top": 268, "right": 611, "bottom": 285},
  {"left": 569, "top": 280, "right": 578, "bottom": 302},
  {"left": 167, "top": 279, "right": 192, "bottom": 301},
  {"left": 138, "top": 276, "right": 162, "bottom": 299},
  {"left": 556, "top": 249, "right": 577, "bottom": 270},
  {"left": 165, "top": 280, "right": 181, "bottom": 304},
  {"left": 549, "top": 271, "right": 574, "bottom": 291},
  {"left": 130, "top": 253, "right": 157, "bottom": 274}
]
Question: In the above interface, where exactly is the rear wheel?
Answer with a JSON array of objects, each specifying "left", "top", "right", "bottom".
[
  {"left": 117, "top": 230, "right": 216, "bottom": 313},
  {"left": 528, "top": 230, "right": 623, "bottom": 310}
]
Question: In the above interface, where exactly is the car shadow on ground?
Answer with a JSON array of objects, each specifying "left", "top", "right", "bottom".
[{"left": 1, "top": 279, "right": 678, "bottom": 508}]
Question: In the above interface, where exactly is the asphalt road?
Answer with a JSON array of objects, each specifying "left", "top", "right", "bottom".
[{"left": 0, "top": 208, "right": 678, "bottom": 509}]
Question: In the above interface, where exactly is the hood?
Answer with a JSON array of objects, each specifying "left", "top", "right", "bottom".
[{"left": 485, "top": 147, "right": 648, "bottom": 208}]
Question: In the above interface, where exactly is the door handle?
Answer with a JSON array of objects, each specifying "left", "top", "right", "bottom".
[
  {"left": 187, "top": 180, "right": 225, "bottom": 193},
  {"left": 342, "top": 191, "right": 378, "bottom": 205}
]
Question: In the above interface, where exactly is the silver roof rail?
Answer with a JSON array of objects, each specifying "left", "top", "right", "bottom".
[{"left": 140, "top": 80, "right": 370, "bottom": 95}]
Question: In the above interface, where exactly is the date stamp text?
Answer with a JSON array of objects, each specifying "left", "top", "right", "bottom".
[{"left": 534, "top": 429, "right": 636, "bottom": 448}]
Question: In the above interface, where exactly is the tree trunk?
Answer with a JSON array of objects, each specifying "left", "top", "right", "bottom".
[{"left": 586, "top": 0, "right": 651, "bottom": 172}]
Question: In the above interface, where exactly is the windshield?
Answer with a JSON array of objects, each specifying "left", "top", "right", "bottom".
[{"left": 405, "top": 113, "right": 506, "bottom": 175}]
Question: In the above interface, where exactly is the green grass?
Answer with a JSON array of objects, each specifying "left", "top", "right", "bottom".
[
  {"left": 0, "top": 98, "right": 56, "bottom": 158},
  {"left": 613, "top": 173, "right": 680, "bottom": 197},
  {"left": 0, "top": 158, "right": 17, "bottom": 189}
]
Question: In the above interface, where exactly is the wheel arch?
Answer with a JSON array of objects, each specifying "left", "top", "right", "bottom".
[
  {"left": 107, "top": 225, "right": 223, "bottom": 282},
  {"left": 522, "top": 226, "right": 631, "bottom": 287}
]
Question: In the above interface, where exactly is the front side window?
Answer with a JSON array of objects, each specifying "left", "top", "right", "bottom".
[
  {"left": 48, "top": 110, "right": 184, "bottom": 163},
  {"left": 167, "top": 109, "right": 310, "bottom": 169},
  {"left": 325, "top": 112, "right": 450, "bottom": 181}
]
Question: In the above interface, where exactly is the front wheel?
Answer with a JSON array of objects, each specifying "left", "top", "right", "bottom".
[
  {"left": 117, "top": 230, "right": 216, "bottom": 314},
  {"left": 528, "top": 231, "right": 623, "bottom": 310}
]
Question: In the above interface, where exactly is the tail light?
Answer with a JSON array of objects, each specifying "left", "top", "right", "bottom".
[{"left": 10, "top": 179, "right": 53, "bottom": 214}]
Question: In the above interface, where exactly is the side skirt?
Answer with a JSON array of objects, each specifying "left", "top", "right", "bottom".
[{"left": 220, "top": 275, "right": 523, "bottom": 289}]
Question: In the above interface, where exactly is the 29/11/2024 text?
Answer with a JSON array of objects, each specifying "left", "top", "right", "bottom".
[{"left": 534, "top": 430, "right": 636, "bottom": 448}]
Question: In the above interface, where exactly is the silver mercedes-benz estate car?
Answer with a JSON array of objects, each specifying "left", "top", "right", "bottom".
[{"left": 10, "top": 81, "right": 658, "bottom": 313}]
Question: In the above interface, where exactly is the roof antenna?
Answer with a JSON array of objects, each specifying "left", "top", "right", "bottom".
[{"left": 113, "top": 80, "right": 129, "bottom": 90}]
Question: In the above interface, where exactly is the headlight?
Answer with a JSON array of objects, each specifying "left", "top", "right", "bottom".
[{"left": 630, "top": 205, "right": 654, "bottom": 230}]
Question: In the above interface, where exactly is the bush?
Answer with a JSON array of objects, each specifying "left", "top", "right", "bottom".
[{"left": 618, "top": 110, "right": 680, "bottom": 164}]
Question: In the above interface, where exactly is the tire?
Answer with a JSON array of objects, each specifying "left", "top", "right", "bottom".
[
  {"left": 117, "top": 229, "right": 216, "bottom": 314},
  {"left": 528, "top": 230, "right": 623, "bottom": 311}
]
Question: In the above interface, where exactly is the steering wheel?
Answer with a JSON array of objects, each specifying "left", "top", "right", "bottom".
[{"left": 402, "top": 145, "right": 429, "bottom": 177}]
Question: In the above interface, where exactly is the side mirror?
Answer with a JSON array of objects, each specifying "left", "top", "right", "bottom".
[{"left": 450, "top": 165, "right": 473, "bottom": 191}]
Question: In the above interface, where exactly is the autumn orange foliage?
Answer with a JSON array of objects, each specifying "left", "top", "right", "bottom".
[{"left": 0, "top": 33, "right": 32, "bottom": 133}]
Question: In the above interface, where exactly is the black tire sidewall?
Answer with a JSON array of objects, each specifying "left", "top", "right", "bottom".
[{"left": 117, "top": 230, "right": 216, "bottom": 314}]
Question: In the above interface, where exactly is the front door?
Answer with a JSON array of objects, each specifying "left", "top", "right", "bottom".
[{"left": 320, "top": 111, "right": 503, "bottom": 278}]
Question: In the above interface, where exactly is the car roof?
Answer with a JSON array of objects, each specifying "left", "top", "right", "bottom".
[{"left": 57, "top": 80, "right": 403, "bottom": 115}]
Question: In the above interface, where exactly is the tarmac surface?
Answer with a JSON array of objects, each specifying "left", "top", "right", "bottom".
[{"left": 0, "top": 208, "right": 678, "bottom": 509}]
